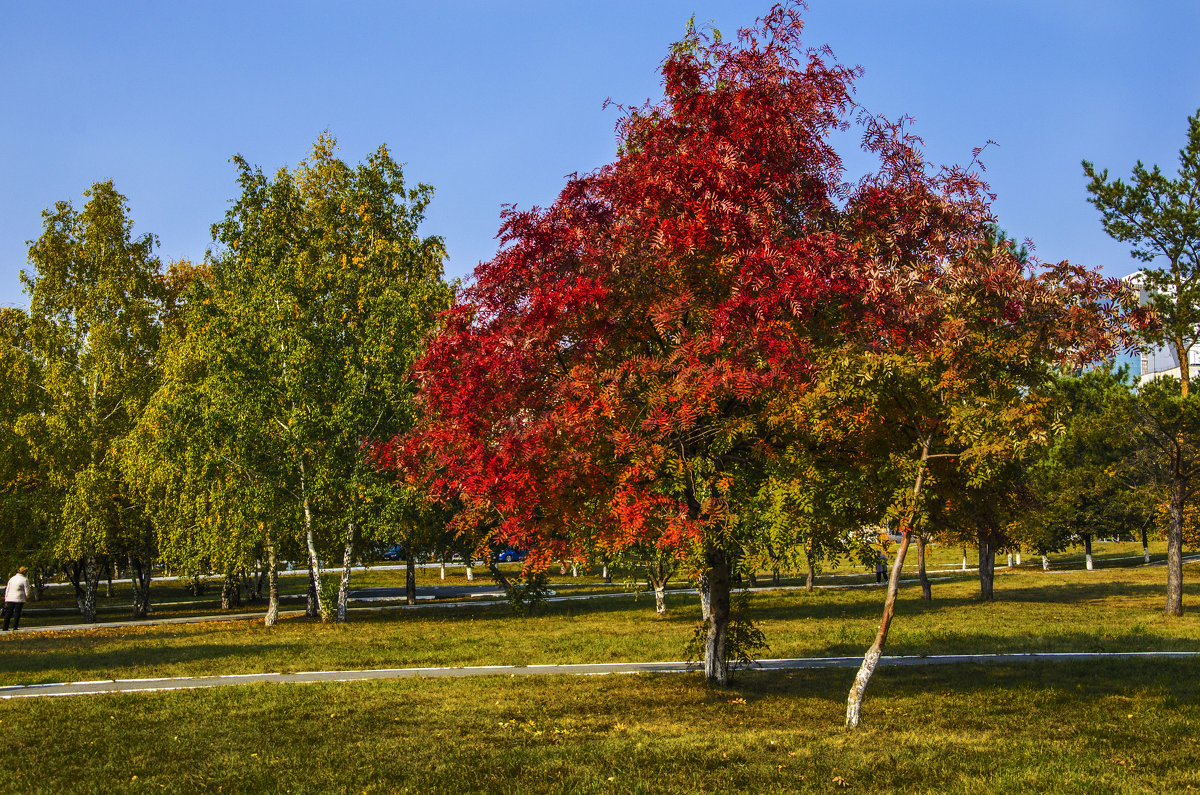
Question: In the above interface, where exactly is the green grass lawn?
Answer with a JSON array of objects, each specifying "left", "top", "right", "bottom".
[
  {"left": 0, "top": 660, "right": 1196, "bottom": 793},
  {"left": 20, "top": 539, "right": 1181, "bottom": 627},
  {"left": 2, "top": 551, "right": 1198, "bottom": 793},
  {"left": 3, "top": 559, "right": 1199, "bottom": 687}
]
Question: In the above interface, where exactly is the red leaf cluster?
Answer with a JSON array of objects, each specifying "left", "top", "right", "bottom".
[{"left": 372, "top": 4, "right": 1129, "bottom": 571}]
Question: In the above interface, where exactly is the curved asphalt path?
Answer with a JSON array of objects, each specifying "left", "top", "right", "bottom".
[{"left": 3, "top": 652, "right": 1199, "bottom": 699}]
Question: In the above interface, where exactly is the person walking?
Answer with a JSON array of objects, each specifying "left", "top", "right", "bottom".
[
  {"left": 875, "top": 552, "right": 887, "bottom": 584},
  {"left": 2, "top": 566, "right": 32, "bottom": 631}
]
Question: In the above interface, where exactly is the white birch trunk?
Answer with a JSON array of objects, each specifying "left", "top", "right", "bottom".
[
  {"left": 298, "top": 459, "right": 327, "bottom": 621},
  {"left": 265, "top": 539, "right": 279, "bottom": 627},
  {"left": 336, "top": 521, "right": 355, "bottom": 623}
]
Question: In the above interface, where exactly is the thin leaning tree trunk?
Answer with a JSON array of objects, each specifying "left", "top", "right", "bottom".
[
  {"left": 846, "top": 435, "right": 931, "bottom": 729},
  {"left": 846, "top": 531, "right": 912, "bottom": 729}
]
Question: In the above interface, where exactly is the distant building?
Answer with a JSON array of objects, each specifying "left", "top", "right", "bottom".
[{"left": 1125, "top": 271, "right": 1195, "bottom": 384}]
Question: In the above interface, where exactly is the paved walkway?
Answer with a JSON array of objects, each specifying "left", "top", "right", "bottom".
[{"left": 3, "top": 651, "right": 1198, "bottom": 700}]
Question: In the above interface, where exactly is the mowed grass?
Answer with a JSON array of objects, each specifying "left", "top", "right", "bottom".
[
  {"left": 18, "top": 540, "right": 1175, "bottom": 627},
  {"left": 21, "top": 561, "right": 532, "bottom": 625},
  {"left": 2, "top": 558, "right": 1199, "bottom": 792},
  {"left": 0, "top": 660, "right": 1197, "bottom": 793},
  {"left": 2, "top": 559, "right": 1198, "bottom": 688}
]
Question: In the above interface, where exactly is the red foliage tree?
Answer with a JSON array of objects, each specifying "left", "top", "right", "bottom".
[{"left": 375, "top": 4, "right": 1124, "bottom": 685}]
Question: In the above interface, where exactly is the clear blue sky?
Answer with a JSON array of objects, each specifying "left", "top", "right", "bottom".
[{"left": 2, "top": 1, "right": 1198, "bottom": 310}]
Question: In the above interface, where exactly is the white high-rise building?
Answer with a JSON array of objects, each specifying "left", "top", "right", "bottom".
[{"left": 1126, "top": 271, "right": 1199, "bottom": 384}]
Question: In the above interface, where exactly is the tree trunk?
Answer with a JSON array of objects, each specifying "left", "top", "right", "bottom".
[
  {"left": 845, "top": 433, "right": 933, "bottom": 729},
  {"left": 221, "top": 571, "right": 241, "bottom": 609},
  {"left": 299, "top": 459, "right": 327, "bottom": 621},
  {"left": 406, "top": 555, "right": 417, "bottom": 605},
  {"left": 439, "top": 553, "right": 446, "bottom": 581},
  {"left": 846, "top": 531, "right": 912, "bottom": 729},
  {"left": 917, "top": 533, "right": 931, "bottom": 600},
  {"left": 603, "top": 564, "right": 611, "bottom": 583},
  {"left": 1176, "top": 336, "right": 1190, "bottom": 398},
  {"left": 265, "top": 537, "right": 280, "bottom": 627},
  {"left": 486, "top": 560, "right": 513, "bottom": 594},
  {"left": 1167, "top": 474, "right": 1185, "bottom": 615},
  {"left": 647, "top": 561, "right": 672, "bottom": 615},
  {"left": 1084, "top": 534, "right": 1094, "bottom": 571},
  {"left": 1015, "top": 551, "right": 1022, "bottom": 565},
  {"left": 978, "top": 537, "right": 995, "bottom": 600},
  {"left": 1142, "top": 524, "right": 1151, "bottom": 564},
  {"left": 465, "top": 558, "right": 474, "bottom": 582},
  {"left": 702, "top": 544, "right": 731, "bottom": 686},
  {"left": 805, "top": 559, "right": 814, "bottom": 593},
  {"left": 106, "top": 558, "right": 115, "bottom": 598},
  {"left": 80, "top": 555, "right": 100, "bottom": 623},
  {"left": 305, "top": 559, "right": 319, "bottom": 619},
  {"left": 129, "top": 552, "right": 152, "bottom": 620},
  {"left": 1042, "top": 555, "right": 1050, "bottom": 571},
  {"left": 1006, "top": 551, "right": 1014, "bottom": 568},
  {"left": 336, "top": 521, "right": 356, "bottom": 623},
  {"left": 961, "top": 548, "right": 967, "bottom": 571}
]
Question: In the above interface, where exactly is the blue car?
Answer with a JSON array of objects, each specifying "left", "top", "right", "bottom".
[
  {"left": 496, "top": 549, "right": 526, "bottom": 563},
  {"left": 380, "top": 545, "right": 407, "bottom": 561}
]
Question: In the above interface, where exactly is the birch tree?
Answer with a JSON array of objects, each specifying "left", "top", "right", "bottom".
[
  {"left": 203, "top": 135, "right": 449, "bottom": 621},
  {"left": 16, "top": 181, "right": 162, "bottom": 621}
]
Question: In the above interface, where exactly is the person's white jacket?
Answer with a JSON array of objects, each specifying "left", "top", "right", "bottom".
[{"left": 4, "top": 573, "right": 31, "bottom": 603}]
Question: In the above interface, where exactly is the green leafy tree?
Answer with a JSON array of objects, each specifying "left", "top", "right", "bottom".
[
  {"left": 196, "top": 134, "right": 450, "bottom": 622},
  {"left": 0, "top": 308, "right": 47, "bottom": 588},
  {"left": 1084, "top": 108, "right": 1200, "bottom": 614},
  {"left": 1021, "top": 368, "right": 1150, "bottom": 570},
  {"left": 16, "top": 181, "right": 162, "bottom": 621}
]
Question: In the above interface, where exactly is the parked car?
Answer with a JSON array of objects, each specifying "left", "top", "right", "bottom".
[
  {"left": 380, "top": 545, "right": 407, "bottom": 561},
  {"left": 496, "top": 549, "right": 526, "bottom": 563}
]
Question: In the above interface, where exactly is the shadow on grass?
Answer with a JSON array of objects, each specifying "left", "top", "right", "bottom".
[
  {"left": 722, "top": 657, "right": 1200, "bottom": 711},
  {"left": 0, "top": 641, "right": 313, "bottom": 681}
]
